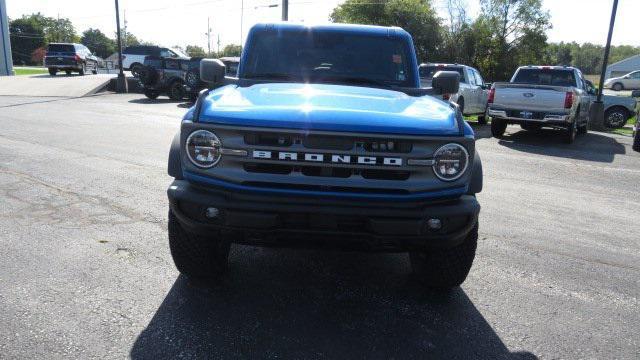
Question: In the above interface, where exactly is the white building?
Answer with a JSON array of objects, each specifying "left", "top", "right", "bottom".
[
  {"left": 606, "top": 54, "right": 640, "bottom": 79},
  {"left": 0, "top": 0, "right": 14, "bottom": 76}
]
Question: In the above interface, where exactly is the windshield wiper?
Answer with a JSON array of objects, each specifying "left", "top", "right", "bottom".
[
  {"left": 313, "top": 76, "right": 395, "bottom": 88},
  {"left": 244, "top": 73, "right": 297, "bottom": 80}
]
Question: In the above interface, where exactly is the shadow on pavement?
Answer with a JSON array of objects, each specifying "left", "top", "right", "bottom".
[
  {"left": 130, "top": 247, "right": 536, "bottom": 359},
  {"left": 491, "top": 127, "right": 625, "bottom": 163},
  {"left": 128, "top": 98, "right": 194, "bottom": 108}
]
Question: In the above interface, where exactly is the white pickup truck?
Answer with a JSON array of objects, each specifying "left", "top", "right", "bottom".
[{"left": 487, "top": 66, "right": 591, "bottom": 144}]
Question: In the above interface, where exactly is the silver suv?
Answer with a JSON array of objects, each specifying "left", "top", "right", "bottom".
[
  {"left": 419, "top": 63, "right": 490, "bottom": 124},
  {"left": 605, "top": 71, "right": 640, "bottom": 91}
]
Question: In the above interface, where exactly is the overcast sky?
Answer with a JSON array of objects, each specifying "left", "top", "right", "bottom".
[{"left": 6, "top": 0, "right": 640, "bottom": 53}]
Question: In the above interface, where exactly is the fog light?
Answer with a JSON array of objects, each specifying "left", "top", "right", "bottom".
[
  {"left": 426, "top": 218, "right": 442, "bottom": 230},
  {"left": 205, "top": 207, "right": 220, "bottom": 219}
]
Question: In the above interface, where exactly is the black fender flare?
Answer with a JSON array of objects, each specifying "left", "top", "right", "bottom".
[
  {"left": 168, "top": 132, "right": 183, "bottom": 179},
  {"left": 467, "top": 151, "right": 483, "bottom": 195}
]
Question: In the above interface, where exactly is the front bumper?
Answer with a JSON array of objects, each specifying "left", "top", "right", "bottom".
[
  {"left": 488, "top": 108, "right": 571, "bottom": 125},
  {"left": 167, "top": 180, "right": 480, "bottom": 252}
]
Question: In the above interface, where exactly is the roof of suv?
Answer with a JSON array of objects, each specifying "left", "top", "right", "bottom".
[{"left": 251, "top": 22, "right": 410, "bottom": 38}]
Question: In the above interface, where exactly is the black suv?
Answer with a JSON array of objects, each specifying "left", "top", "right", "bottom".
[
  {"left": 138, "top": 56, "right": 205, "bottom": 102},
  {"left": 44, "top": 43, "right": 99, "bottom": 76}
]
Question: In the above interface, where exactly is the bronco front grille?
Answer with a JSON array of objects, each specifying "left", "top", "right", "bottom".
[
  {"left": 181, "top": 123, "right": 474, "bottom": 196},
  {"left": 240, "top": 131, "right": 416, "bottom": 180}
]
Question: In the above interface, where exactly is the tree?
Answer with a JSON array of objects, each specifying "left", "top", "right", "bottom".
[
  {"left": 19, "top": 13, "right": 77, "bottom": 43},
  {"left": 476, "top": 0, "right": 551, "bottom": 80},
  {"left": 185, "top": 45, "right": 206, "bottom": 57},
  {"left": 330, "top": 0, "right": 442, "bottom": 63},
  {"left": 81, "top": 28, "right": 116, "bottom": 58},
  {"left": 9, "top": 18, "right": 45, "bottom": 65},
  {"left": 221, "top": 44, "right": 242, "bottom": 57}
]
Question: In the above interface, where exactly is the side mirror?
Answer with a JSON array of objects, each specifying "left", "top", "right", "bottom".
[
  {"left": 200, "top": 58, "right": 226, "bottom": 84},
  {"left": 482, "top": 83, "right": 492, "bottom": 90},
  {"left": 432, "top": 71, "right": 460, "bottom": 95},
  {"left": 632, "top": 90, "right": 640, "bottom": 98}
]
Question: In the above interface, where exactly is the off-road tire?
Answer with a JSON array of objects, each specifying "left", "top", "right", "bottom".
[
  {"left": 168, "top": 80, "right": 186, "bottom": 101},
  {"left": 65, "top": 70, "right": 72, "bottom": 75},
  {"left": 477, "top": 114, "right": 487, "bottom": 125},
  {"left": 92, "top": 63, "right": 98, "bottom": 75},
  {"left": 491, "top": 118, "right": 507, "bottom": 138},
  {"left": 612, "top": 83, "right": 623, "bottom": 92},
  {"left": 604, "top": 107, "right": 629, "bottom": 128},
  {"left": 185, "top": 69, "right": 202, "bottom": 88},
  {"left": 577, "top": 119, "right": 589, "bottom": 135},
  {"left": 564, "top": 121, "right": 577, "bottom": 144},
  {"left": 48, "top": 68, "right": 57, "bottom": 76},
  {"left": 168, "top": 210, "right": 230, "bottom": 280},
  {"left": 79, "top": 63, "right": 86, "bottom": 76},
  {"left": 144, "top": 90, "right": 160, "bottom": 100},
  {"left": 410, "top": 223, "right": 478, "bottom": 288},
  {"left": 131, "top": 63, "right": 143, "bottom": 78}
]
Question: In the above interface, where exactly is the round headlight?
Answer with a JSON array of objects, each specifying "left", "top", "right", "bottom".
[
  {"left": 432, "top": 143, "right": 469, "bottom": 181},
  {"left": 186, "top": 130, "right": 222, "bottom": 168}
]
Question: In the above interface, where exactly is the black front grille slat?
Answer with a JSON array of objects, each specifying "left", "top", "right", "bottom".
[
  {"left": 243, "top": 182, "right": 410, "bottom": 195},
  {"left": 239, "top": 130, "right": 418, "bottom": 180}
]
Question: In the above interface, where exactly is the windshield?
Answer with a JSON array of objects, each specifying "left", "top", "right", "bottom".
[
  {"left": 47, "top": 44, "right": 75, "bottom": 53},
  {"left": 420, "top": 66, "right": 465, "bottom": 82},
  {"left": 241, "top": 31, "right": 414, "bottom": 87},
  {"left": 171, "top": 48, "right": 189, "bottom": 58},
  {"left": 513, "top": 68, "right": 576, "bottom": 87}
]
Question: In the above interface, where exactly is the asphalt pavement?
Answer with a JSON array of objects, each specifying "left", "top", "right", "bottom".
[{"left": 0, "top": 94, "right": 638, "bottom": 359}]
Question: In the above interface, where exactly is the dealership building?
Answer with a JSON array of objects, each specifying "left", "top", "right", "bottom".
[{"left": 0, "top": 0, "right": 12, "bottom": 76}]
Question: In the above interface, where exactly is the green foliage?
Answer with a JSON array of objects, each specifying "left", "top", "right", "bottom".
[
  {"left": 9, "top": 18, "right": 45, "bottom": 65},
  {"left": 331, "top": 0, "right": 442, "bottom": 63},
  {"left": 220, "top": 44, "right": 242, "bottom": 57},
  {"left": 81, "top": 29, "right": 116, "bottom": 58},
  {"left": 185, "top": 45, "right": 206, "bottom": 58},
  {"left": 545, "top": 42, "right": 640, "bottom": 74}
]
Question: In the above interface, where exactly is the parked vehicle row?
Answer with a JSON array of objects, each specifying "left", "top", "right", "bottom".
[
  {"left": 418, "top": 63, "right": 638, "bottom": 144},
  {"left": 44, "top": 43, "right": 99, "bottom": 76}
]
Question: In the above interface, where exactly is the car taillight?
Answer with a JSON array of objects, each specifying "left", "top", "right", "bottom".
[
  {"left": 488, "top": 88, "right": 496, "bottom": 104},
  {"left": 443, "top": 93, "right": 451, "bottom": 100},
  {"left": 564, "top": 92, "right": 574, "bottom": 109},
  {"left": 73, "top": 54, "right": 81, "bottom": 62}
]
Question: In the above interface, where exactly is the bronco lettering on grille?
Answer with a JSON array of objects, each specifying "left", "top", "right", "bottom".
[{"left": 252, "top": 150, "right": 403, "bottom": 167}]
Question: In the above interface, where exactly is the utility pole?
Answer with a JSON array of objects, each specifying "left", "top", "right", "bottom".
[
  {"left": 590, "top": 0, "right": 618, "bottom": 131},
  {"left": 282, "top": 0, "right": 288, "bottom": 21},
  {"left": 206, "top": 17, "right": 212, "bottom": 57},
  {"left": 114, "top": 0, "right": 128, "bottom": 93},
  {"left": 123, "top": 10, "right": 127, "bottom": 48},
  {"left": 240, "top": 0, "right": 244, "bottom": 45}
]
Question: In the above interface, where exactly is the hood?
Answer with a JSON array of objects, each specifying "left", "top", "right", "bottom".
[{"left": 198, "top": 83, "right": 460, "bottom": 136}]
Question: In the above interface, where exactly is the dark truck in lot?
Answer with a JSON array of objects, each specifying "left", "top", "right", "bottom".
[
  {"left": 167, "top": 23, "right": 483, "bottom": 288},
  {"left": 139, "top": 56, "right": 205, "bottom": 101},
  {"left": 44, "top": 43, "right": 99, "bottom": 76}
]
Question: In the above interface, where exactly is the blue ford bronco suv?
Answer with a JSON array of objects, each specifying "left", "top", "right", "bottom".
[{"left": 167, "top": 23, "right": 482, "bottom": 288}]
